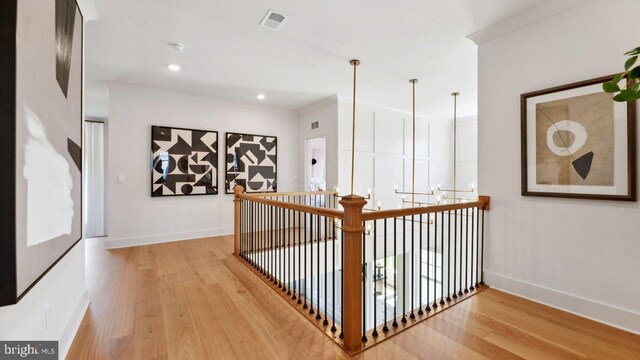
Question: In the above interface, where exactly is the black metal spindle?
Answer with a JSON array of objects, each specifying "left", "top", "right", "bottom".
[
  {"left": 304, "top": 211, "right": 308, "bottom": 309},
  {"left": 401, "top": 215, "right": 407, "bottom": 324},
  {"left": 316, "top": 214, "right": 321, "bottom": 320},
  {"left": 475, "top": 206, "right": 480, "bottom": 287},
  {"left": 324, "top": 216, "right": 328, "bottom": 325},
  {"left": 426, "top": 213, "right": 431, "bottom": 312},
  {"left": 340, "top": 224, "right": 344, "bottom": 339},
  {"left": 480, "top": 208, "right": 485, "bottom": 285},
  {"left": 331, "top": 216, "right": 337, "bottom": 332},
  {"left": 296, "top": 209, "right": 301, "bottom": 303},
  {"left": 470, "top": 207, "right": 475, "bottom": 291},
  {"left": 383, "top": 218, "right": 389, "bottom": 332},
  {"left": 432, "top": 212, "right": 438, "bottom": 309},
  {"left": 310, "top": 212, "right": 314, "bottom": 314},
  {"left": 372, "top": 220, "right": 379, "bottom": 337},
  {"left": 362, "top": 225, "right": 367, "bottom": 342},
  {"left": 464, "top": 207, "right": 469, "bottom": 294},
  {"left": 278, "top": 207, "right": 282, "bottom": 288},
  {"left": 418, "top": 214, "right": 424, "bottom": 316},
  {"left": 439, "top": 211, "right": 445, "bottom": 305},
  {"left": 410, "top": 214, "right": 415, "bottom": 319},
  {"left": 446, "top": 210, "right": 452, "bottom": 302},
  {"left": 392, "top": 217, "right": 398, "bottom": 328},
  {"left": 453, "top": 209, "right": 458, "bottom": 299},
  {"left": 458, "top": 208, "right": 464, "bottom": 297}
]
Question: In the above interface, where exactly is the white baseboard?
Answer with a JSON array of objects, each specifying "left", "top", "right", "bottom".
[
  {"left": 485, "top": 270, "right": 640, "bottom": 335},
  {"left": 59, "top": 290, "right": 90, "bottom": 359},
  {"left": 105, "top": 228, "right": 234, "bottom": 249}
]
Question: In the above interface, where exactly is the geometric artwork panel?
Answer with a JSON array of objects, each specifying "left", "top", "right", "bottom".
[
  {"left": 151, "top": 126, "right": 218, "bottom": 196},
  {"left": 225, "top": 132, "right": 277, "bottom": 194},
  {"left": 1, "top": 0, "right": 84, "bottom": 306}
]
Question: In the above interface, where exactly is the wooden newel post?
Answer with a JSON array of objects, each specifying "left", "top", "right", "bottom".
[
  {"left": 339, "top": 194, "right": 367, "bottom": 351},
  {"left": 233, "top": 185, "right": 244, "bottom": 255}
]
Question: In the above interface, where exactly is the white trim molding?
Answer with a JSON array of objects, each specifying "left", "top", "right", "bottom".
[
  {"left": 105, "top": 228, "right": 234, "bottom": 249},
  {"left": 467, "top": 0, "right": 593, "bottom": 45},
  {"left": 485, "top": 270, "right": 640, "bottom": 335}
]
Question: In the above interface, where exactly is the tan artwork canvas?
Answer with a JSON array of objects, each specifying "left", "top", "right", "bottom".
[{"left": 535, "top": 92, "right": 614, "bottom": 186}]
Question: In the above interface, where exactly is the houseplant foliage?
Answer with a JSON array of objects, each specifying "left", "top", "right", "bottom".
[{"left": 603, "top": 47, "right": 640, "bottom": 102}]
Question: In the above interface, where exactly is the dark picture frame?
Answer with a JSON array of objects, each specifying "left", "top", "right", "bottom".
[
  {"left": 0, "top": 0, "right": 84, "bottom": 306},
  {"left": 521, "top": 75, "right": 637, "bottom": 201},
  {"left": 225, "top": 132, "right": 278, "bottom": 194},
  {"left": 151, "top": 125, "right": 219, "bottom": 197}
]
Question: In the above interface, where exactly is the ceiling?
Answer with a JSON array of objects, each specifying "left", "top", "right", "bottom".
[{"left": 85, "top": 0, "right": 550, "bottom": 119}]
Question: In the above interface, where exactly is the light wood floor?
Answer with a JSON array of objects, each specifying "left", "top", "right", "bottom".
[{"left": 68, "top": 236, "right": 640, "bottom": 359}]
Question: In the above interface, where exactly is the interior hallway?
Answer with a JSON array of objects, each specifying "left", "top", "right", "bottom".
[{"left": 67, "top": 236, "right": 640, "bottom": 359}]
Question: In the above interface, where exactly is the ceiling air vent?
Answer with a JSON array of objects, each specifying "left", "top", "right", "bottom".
[
  {"left": 311, "top": 121, "right": 319, "bottom": 130},
  {"left": 260, "top": 10, "right": 289, "bottom": 31}
]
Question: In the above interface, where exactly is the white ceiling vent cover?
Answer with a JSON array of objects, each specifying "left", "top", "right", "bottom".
[{"left": 260, "top": 10, "right": 289, "bottom": 31}]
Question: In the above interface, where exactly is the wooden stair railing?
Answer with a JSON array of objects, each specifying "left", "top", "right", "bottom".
[{"left": 233, "top": 185, "right": 490, "bottom": 354}]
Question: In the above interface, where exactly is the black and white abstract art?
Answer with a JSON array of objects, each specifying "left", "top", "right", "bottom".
[
  {"left": 151, "top": 126, "right": 219, "bottom": 196},
  {"left": 225, "top": 132, "right": 277, "bottom": 193},
  {"left": 1, "top": 0, "right": 83, "bottom": 306}
]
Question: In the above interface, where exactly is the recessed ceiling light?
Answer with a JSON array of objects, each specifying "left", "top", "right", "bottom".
[
  {"left": 168, "top": 64, "right": 181, "bottom": 71},
  {"left": 257, "top": 94, "right": 266, "bottom": 100}
]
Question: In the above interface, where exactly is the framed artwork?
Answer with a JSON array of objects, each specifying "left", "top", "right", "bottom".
[
  {"left": 151, "top": 126, "right": 219, "bottom": 196},
  {"left": 225, "top": 132, "right": 277, "bottom": 194},
  {"left": 521, "top": 75, "right": 637, "bottom": 201},
  {"left": 0, "top": 0, "right": 84, "bottom": 306}
]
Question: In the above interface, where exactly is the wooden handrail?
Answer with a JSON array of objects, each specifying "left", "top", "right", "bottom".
[
  {"left": 361, "top": 197, "right": 489, "bottom": 221},
  {"left": 248, "top": 190, "right": 338, "bottom": 197},
  {"left": 239, "top": 193, "right": 344, "bottom": 220}
]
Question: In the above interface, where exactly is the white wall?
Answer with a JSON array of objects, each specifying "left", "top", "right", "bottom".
[
  {"left": 477, "top": 0, "right": 640, "bottom": 333},
  {"left": 335, "top": 98, "right": 476, "bottom": 209},
  {"left": 0, "top": 242, "right": 89, "bottom": 359},
  {"left": 106, "top": 84, "right": 300, "bottom": 248}
]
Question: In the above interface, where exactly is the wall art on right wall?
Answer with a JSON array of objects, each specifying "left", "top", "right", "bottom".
[
  {"left": 225, "top": 132, "right": 277, "bottom": 194},
  {"left": 521, "top": 75, "right": 637, "bottom": 201}
]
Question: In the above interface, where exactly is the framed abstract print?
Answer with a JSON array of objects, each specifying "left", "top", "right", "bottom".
[
  {"left": 521, "top": 75, "right": 637, "bottom": 201},
  {"left": 225, "top": 132, "right": 277, "bottom": 194},
  {"left": 151, "top": 126, "right": 219, "bottom": 196},
  {"left": 0, "top": 0, "right": 84, "bottom": 306}
]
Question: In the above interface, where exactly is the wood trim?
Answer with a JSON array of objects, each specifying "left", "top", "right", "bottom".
[
  {"left": 521, "top": 75, "right": 637, "bottom": 201},
  {"left": 239, "top": 194, "right": 345, "bottom": 220},
  {"left": 233, "top": 185, "right": 243, "bottom": 255},
  {"left": 361, "top": 198, "right": 489, "bottom": 221}
]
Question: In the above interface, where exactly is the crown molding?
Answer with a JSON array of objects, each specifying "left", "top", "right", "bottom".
[{"left": 467, "top": 0, "right": 593, "bottom": 45}]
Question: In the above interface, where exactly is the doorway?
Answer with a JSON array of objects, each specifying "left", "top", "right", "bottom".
[
  {"left": 84, "top": 120, "right": 107, "bottom": 238},
  {"left": 306, "top": 137, "right": 326, "bottom": 192}
]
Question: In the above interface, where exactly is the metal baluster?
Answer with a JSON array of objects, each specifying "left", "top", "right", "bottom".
[
  {"left": 453, "top": 209, "right": 458, "bottom": 299},
  {"left": 401, "top": 215, "right": 407, "bottom": 324},
  {"left": 470, "top": 207, "right": 475, "bottom": 291},
  {"left": 304, "top": 212, "right": 308, "bottom": 309},
  {"left": 426, "top": 213, "right": 431, "bottom": 312},
  {"left": 446, "top": 210, "right": 452, "bottom": 302},
  {"left": 331, "top": 216, "right": 337, "bottom": 333},
  {"left": 410, "top": 214, "right": 415, "bottom": 319},
  {"left": 458, "top": 208, "right": 464, "bottom": 297},
  {"left": 464, "top": 207, "right": 469, "bottom": 294},
  {"left": 296, "top": 209, "right": 301, "bottom": 303},
  {"left": 362, "top": 225, "right": 367, "bottom": 342},
  {"left": 310, "top": 212, "right": 314, "bottom": 314},
  {"left": 432, "top": 213, "right": 439, "bottom": 310},
  {"left": 439, "top": 212, "right": 445, "bottom": 305},
  {"left": 392, "top": 217, "right": 398, "bottom": 328},
  {"left": 324, "top": 216, "right": 329, "bottom": 325},
  {"left": 372, "top": 220, "right": 379, "bottom": 337},
  {"left": 383, "top": 218, "right": 389, "bottom": 332},
  {"left": 340, "top": 224, "right": 344, "bottom": 339},
  {"left": 418, "top": 214, "right": 424, "bottom": 316},
  {"left": 278, "top": 207, "right": 282, "bottom": 288},
  {"left": 480, "top": 208, "right": 485, "bottom": 285},
  {"left": 317, "top": 214, "right": 322, "bottom": 320},
  {"left": 475, "top": 207, "right": 480, "bottom": 288}
]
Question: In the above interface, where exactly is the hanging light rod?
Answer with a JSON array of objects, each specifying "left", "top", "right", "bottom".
[{"left": 348, "top": 59, "right": 360, "bottom": 196}]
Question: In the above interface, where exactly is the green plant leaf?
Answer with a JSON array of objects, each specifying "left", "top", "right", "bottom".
[
  {"left": 603, "top": 81, "right": 620, "bottom": 93},
  {"left": 613, "top": 94, "right": 626, "bottom": 102},
  {"left": 612, "top": 72, "right": 625, "bottom": 84},
  {"left": 616, "top": 89, "right": 640, "bottom": 101},
  {"left": 625, "top": 56, "right": 638, "bottom": 71},
  {"left": 625, "top": 47, "right": 640, "bottom": 56},
  {"left": 630, "top": 66, "right": 640, "bottom": 79}
]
